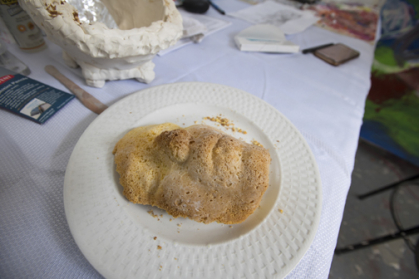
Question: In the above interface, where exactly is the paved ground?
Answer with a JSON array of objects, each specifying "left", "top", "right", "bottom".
[{"left": 329, "top": 140, "right": 419, "bottom": 279}]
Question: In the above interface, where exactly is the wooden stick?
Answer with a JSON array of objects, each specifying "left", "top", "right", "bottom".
[{"left": 45, "top": 65, "right": 107, "bottom": 114}]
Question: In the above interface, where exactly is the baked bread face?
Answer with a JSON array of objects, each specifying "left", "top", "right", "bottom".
[{"left": 113, "top": 123, "right": 271, "bottom": 224}]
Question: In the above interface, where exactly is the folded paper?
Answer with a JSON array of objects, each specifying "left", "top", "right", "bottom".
[{"left": 235, "top": 24, "right": 299, "bottom": 53}]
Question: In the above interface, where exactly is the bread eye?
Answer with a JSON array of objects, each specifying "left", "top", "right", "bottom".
[{"left": 155, "top": 129, "right": 191, "bottom": 163}]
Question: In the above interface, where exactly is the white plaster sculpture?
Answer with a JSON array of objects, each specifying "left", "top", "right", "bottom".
[{"left": 19, "top": 0, "right": 183, "bottom": 87}]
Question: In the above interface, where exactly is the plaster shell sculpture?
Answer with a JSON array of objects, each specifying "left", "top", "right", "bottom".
[{"left": 19, "top": 0, "right": 183, "bottom": 87}]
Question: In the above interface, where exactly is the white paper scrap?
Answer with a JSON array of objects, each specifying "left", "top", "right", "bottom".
[
  {"left": 182, "top": 16, "right": 207, "bottom": 39},
  {"left": 158, "top": 10, "right": 231, "bottom": 56},
  {"left": 228, "top": 1, "right": 319, "bottom": 35},
  {"left": 235, "top": 24, "right": 299, "bottom": 53}
]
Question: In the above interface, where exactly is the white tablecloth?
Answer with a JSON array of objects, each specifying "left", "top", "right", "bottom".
[{"left": 0, "top": 0, "right": 375, "bottom": 278}]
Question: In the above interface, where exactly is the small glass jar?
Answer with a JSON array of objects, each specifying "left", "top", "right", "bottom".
[
  {"left": 0, "top": 42, "right": 30, "bottom": 75},
  {"left": 0, "top": 1, "right": 46, "bottom": 52}
]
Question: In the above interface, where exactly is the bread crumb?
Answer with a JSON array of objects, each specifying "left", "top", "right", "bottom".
[
  {"left": 147, "top": 210, "right": 158, "bottom": 218},
  {"left": 154, "top": 236, "right": 157, "bottom": 240},
  {"left": 174, "top": 257, "right": 178, "bottom": 260},
  {"left": 278, "top": 209, "right": 284, "bottom": 213},
  {"left": 204, "top": 116, "right": 231, "bottom": 127},
  {"left": 203, "top": 115, "right": 248, "bottom": 135},
  {"left": 157, "top": 245, "right": 162, "bottom": 250},
  {"left": 251, "top": 140, "right": 263, "bottom": 147}
]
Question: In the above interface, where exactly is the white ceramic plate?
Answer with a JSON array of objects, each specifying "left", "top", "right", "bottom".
[{"left": 64, "top": 82, "right": 322, "bottom": 279}]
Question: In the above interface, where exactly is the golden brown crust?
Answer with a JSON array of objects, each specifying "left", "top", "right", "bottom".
[
  {"left": 113, "top": 123, "right": 271, "bottom": 224},
  {"left": 155, "top": 129, "right": 191, "bottom": 163}
]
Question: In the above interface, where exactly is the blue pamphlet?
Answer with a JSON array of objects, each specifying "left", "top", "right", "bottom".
[{"left": 0, "top": 68, "right": 74, "bottom": 124}]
